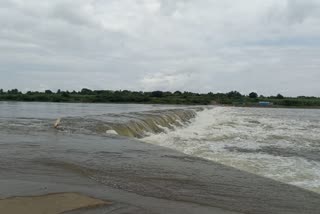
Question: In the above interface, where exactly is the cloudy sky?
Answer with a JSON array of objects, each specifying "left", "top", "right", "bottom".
[{"left": 1, "top": 0, "right": 320, "bottom": 96}]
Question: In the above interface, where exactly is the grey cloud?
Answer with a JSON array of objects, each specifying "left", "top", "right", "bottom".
[
  {"left": 0, "top": 0, "right": 319, "bottom": 96},
  {"left": 286, "top": 0, "right": 320, "bottom": 24}
]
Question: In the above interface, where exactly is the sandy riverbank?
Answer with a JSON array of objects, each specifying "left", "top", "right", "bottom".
[{"left": 0, "top": 192, "right": 111, "bottom": 214}]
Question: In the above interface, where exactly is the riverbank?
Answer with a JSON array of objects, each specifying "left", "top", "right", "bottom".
[
  {"left": 0, "top": 193, "right": 111, "bottom": 214},
  {"left": 1, "top": 90, "right": 320, "bottom": 107}
]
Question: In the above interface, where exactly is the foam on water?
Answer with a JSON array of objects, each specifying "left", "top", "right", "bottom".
[{"left": 142, "top": 107, "right": 320, "bottom": 193}]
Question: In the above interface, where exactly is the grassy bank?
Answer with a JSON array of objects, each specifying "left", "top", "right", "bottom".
[{"left": 1, "top": 89, "right": 320, "bottom": 108}]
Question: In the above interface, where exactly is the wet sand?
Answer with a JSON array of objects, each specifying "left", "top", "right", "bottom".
[
  {"left": 0, "top": 192, "right": 111, "bottom": 214},
  {"left": 0, "top": 132, "right": 320, "bottom": 213}
]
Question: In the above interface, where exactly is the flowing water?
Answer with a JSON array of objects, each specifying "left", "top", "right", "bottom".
[
  {"left": 1, "top": 102, "right": 320, "bottom": 213},
  {"left": 143, "top": 107, "right": 320, "bottom": 193}
]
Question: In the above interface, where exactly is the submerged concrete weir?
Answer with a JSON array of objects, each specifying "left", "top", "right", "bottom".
[{"left": 57, "top": 108, "right": 202, "bottom": 138}]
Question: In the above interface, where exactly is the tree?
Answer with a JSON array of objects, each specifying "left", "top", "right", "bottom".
[
  {"left": 7, "top": 89, "right": 20, "bottom": 94},
  {"left": 151, "top": 91, "right": 163, "bottom": 97},
  {"left": 0, "top": 89, "right": 3, "bottom": 94},
  {"left": 45, "top": 90, "right": 53, "bottom": 94},
  {"left": 249, "top": 92, "right": 258, "bottom": 98},
  {"left": 227, "top": 91, "right": 242, "bottom": 98},
  {"left": 276, "top": 94, "right": 284, "bottom": 99},
  {"left": 80, "top": 88, "right": 92, "bottom": 95},
  {"left": 174, "top": 91, "right": 182, "bottom": 96},
  {"left": 61, "top": 92, "right": 70, "bottom": 98}
]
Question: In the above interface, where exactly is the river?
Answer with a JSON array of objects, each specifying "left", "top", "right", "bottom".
[{"left": 0, "top": 101, "right": 319, "bottom": 214}]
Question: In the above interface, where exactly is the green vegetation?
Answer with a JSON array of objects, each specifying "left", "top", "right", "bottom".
[{"left": 0, "top": 88, "right": 319, "bottom": 108}]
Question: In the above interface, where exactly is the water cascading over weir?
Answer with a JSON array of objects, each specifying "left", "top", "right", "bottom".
[{"left": 56, "top": 107, "right": 204, "bottom": 138}]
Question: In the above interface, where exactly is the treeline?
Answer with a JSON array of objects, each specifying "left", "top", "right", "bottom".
[{"left": 0, "top": 88, "right": 320, "bottom": 107}]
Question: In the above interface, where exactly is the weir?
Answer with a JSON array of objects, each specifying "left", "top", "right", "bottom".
[{"left": 57, "top": 107, "right": 204, "bottom": 138}]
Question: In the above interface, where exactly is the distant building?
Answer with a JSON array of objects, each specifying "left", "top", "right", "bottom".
[{"left": 259, "top": 101, "right": 272, "bottom": 107}]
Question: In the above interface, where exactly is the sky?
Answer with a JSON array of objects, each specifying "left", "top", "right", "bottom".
[{"left": 1, "top": 0, "right": 320, "bottom": 96}]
